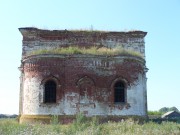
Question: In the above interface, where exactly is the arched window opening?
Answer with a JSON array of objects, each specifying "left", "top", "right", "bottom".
[
  {"left": 114, "top": 81, "right": 125, "bottom": 103},
  {"left": 44, "top": 80, "right": 56, "bottom": 103}
]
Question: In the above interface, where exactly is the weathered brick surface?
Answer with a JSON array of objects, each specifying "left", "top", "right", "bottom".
[
  {"left": 19, "top": 28, "right": 148, "bottom": 123},
  {"left": 19, "top": 27, "right": 146, "bottom": 58}
]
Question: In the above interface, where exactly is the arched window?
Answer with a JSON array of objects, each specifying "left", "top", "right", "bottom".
[
  {"left": 114, "top": 81, "right": 125, "bottom": 103},
  {"left": 44, "top": 80, "right": 56, "bottom": 103}
]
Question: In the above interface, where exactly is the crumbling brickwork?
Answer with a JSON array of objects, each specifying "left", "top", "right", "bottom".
[{"left": 19, "top": 27, "right": 148, "bottom": 123}]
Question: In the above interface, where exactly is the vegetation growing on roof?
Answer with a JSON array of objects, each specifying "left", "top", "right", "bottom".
[{"left": 29, "top": 46, "right": 143, "bottom": 58}]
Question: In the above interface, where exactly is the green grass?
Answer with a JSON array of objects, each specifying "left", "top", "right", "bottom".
[
  {"left": 148, "top": 111, "right": 163, "bottom": 116},
  {"left": 29, "top": 46, "right": 143, "bottom": 58},
  {"left": 0, "top": 118, "right": 180, "bottom": 135}
]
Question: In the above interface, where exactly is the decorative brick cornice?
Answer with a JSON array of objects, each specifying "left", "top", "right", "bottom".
[{"left": 19, "top": 27, "right": 147, "bottom": 41}]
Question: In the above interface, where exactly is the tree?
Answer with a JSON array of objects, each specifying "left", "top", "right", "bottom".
[
  {"left": 159, "top": 107, "right": 168, "bottom": 113},
  {"left": 169, "top": 106, "right": 179, "bottom": 112},
  {"left": 159, "top": 107, "right": 179, "bottom": 113}
]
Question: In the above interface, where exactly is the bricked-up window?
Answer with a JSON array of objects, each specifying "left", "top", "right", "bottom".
[
  {"left": 114, "top": 81, "right": 125, "bottom": 103},
  {"left": 44, "top": 80, "right": 56, "bottom": 103}
]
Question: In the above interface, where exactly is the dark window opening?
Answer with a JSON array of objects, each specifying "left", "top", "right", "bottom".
[
  {"left": 114, "top": 81, "right": 125, "bottom": 103},
  {"left": 44, "top": 80, "right": 56, "bottom": 103}
]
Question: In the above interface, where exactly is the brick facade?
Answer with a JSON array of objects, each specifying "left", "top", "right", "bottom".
[{"left": 19, "top": 27, "right": 148, "bottom": 123}]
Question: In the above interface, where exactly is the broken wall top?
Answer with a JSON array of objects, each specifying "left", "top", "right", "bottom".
[
  {"left": 19, "top": 27, "right": 147, "bottom": 58},
  {"left": 19, "top": 27, "right": 147, "bottom": 41}
]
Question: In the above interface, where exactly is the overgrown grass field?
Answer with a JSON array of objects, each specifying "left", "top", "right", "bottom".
[{"left": 0, "top": 116, "right": 180, "bottom": 135}]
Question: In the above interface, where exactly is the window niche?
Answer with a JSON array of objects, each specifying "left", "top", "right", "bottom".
[
  {"left": 114, "top": 81, "right": 125, "bottom": 103},
  {"left": 111, "top": 78, "right": 127, "bottom": 104},
  {"left": 40, "top": 76, "right": 61, "bottom": 104},
  {"left": 44, "top": 80, "right": 57, "bottom": 103},
  {"left": 76, "top": 76, "right": 95, "bottom": 104}
]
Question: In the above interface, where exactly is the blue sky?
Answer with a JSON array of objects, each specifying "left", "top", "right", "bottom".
[{"left": 0, "top": 0, "right": 179, "bottom": 114}]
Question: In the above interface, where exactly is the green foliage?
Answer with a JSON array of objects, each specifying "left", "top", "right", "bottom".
[
  {"left": 169, "top": 107, "right": 179, "bottom": 112},
  {"left": 50, "top": 115, "right": 59, "bottom": 125},
  {"left": 67, "top": 113, "right": 99, "bottom": 134},
  {"left": 159, "top": 107, "right": 169, "bottom": 113},
  {"left": 0, "top": 118, "right": 180, "bottom": 135},
  {"left": 148, "top": 111, "right": 163, "bottom": 115},
  {"left": 29, "top": 46, "right": 143, "bottom": 58},
  {"left": 74, "top": 113, "right": 87, "bottom": 124},
  {"left": 159, "top": 107, "right": 179, "bottom": 114}
]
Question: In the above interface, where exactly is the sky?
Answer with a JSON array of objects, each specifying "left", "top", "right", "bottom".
[{"left": 0, "top": 0, "right": 180, "bottom": 114}]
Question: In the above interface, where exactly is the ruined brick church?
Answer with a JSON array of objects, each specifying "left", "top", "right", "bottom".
[{"left": 19, "top": 27, "right": 148, "bottom": 123}]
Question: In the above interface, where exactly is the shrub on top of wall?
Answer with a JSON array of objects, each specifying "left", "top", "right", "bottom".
[{"left": 29, "top": 46, "right": 143, "bottom": 58}]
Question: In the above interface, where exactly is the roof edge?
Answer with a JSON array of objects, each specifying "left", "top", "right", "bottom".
[{"left": 18, "top": 27, "right": 147, "bottom": 37}]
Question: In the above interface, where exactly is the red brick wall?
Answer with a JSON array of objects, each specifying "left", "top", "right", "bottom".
[{"left": 23, "top": 55, "right": 144, "bottom": 105}]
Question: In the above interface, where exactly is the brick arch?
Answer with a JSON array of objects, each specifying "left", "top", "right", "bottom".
[
  {"left": 110, "top": 77, "right": 128, "bottom": 104},
  {"left": 40, "top": 75, "right": 62, "bottom": 103},
  {"left": 40, "top": 75, "right": 61, "bottom": 86},
  {"left": 77, "top": 76, "right": 95, "bottom": 86},
  {"left": 76, "top": 76, "right": 95, "bottom": 101}
]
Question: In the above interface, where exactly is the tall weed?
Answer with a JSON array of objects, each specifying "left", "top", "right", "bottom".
[{"left": 0, "top": 118, "right": 179, "bottom": 135}]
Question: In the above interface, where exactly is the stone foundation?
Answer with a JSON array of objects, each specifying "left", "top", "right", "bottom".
[{"left": 19, "top": 114, "right": 148, "bottom": 124}]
